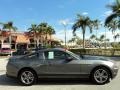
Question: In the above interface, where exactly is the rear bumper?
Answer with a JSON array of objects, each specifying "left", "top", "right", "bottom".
[{"left": 6, "top": 62, "right": 19, "bottom": 78}]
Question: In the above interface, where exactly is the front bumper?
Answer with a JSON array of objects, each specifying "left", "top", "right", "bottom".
[{"left": 111, "top": 66, "right": 119, "bottom": 79}]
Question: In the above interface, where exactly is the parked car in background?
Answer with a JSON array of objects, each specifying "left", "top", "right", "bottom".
[
  {"left": 6, "top": 48, "right": 118, "bottom": 86},
  {"left": 0, "top": 48, "right": 11, "bottom": 55}
]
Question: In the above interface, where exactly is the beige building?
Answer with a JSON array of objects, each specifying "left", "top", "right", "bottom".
[{"left": 0, "top": 30, "right": 60, "bottom": 50}]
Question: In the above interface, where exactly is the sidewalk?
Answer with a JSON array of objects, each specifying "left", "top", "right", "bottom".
[{"left": 0, "top": 57, "right": 9, "bottom": 72}]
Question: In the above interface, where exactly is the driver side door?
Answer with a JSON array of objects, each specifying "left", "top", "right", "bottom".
[{"left": 43, "top": 50, "right": 81, "bottom": 76}]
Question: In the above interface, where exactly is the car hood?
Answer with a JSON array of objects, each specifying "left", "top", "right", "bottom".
[
  {"left": 82, "top": 55, "right": 110, "bottom": 60},
  {"left": 81, "top": 55, "right": 116, "bottom": 64}
]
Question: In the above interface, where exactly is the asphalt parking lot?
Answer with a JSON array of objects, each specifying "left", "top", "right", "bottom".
[{"left": 0, "top": 57, "right": 120, "bottom": 90}]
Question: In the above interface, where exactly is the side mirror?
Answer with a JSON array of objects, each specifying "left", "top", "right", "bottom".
[{"left": 80, "top": 54, "right": 84, "bottom": 59}]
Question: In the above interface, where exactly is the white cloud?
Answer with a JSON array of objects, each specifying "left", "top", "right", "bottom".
[
  {"left": 82, "top": 12, "right": 88, "bottom": 15},
  {"left": 103, "top": 10, "right": 112, "bottom": 17},
  {"left": 58, "top": 19, "right": 74, "bottom": 25}
]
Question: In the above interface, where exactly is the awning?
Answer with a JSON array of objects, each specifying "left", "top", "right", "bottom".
[{"left": 16, "top": 35, "right": 30, "bottom": 43}]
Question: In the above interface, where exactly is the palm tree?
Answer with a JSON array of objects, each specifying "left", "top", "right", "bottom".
[
  {"left": 98, "top": 35, "right": 110, "bottom": 48},
  {"left": 38, "top": 23, "right": 48, "bottom": 46},
  {"left": 105, "top": 19, "right": 119, "bottom": 47},
  {"left": 92, "top": 20, "right": 100, "bottom": 38},
  {"left": 28, "top": 24, "right": 39, "bottom": 48},
  {"left": 68, "top": 37, "right": 76, "bottom": 46},
  {"left": 105, "top": 0, "right": 120, "bottom": 25},
  {"left": 105, "top": 0, "right": 120, "bottom": 47},
  {"left": 2, "top": 22, "right": 17, "bottom": 55},
  {"left": 47, "top": 25, "right": 55, "bottom": 47},
  {"left": 72, "top": 14, "right": 94, "bottom": 48},
  {"left": 90, "top": 34, "right": 96, "bottom": 40},
  {"left": 90, "top": 34, "right": 97, "bottom": 46},
  {"left": 114, "top": 33, "right": 120, "bottom": 42},
  {"left": 99, "top": 35, "right": 105, "bottom": 42}
]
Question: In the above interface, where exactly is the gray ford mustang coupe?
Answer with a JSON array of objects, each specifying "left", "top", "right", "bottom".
[{"left": 6, "top": 48, "right": 119, "bottom": 86}]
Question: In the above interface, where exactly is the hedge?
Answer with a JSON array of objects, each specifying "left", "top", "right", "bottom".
[{"left": 69, "top": 49, "right": 120, "bottom": 56}]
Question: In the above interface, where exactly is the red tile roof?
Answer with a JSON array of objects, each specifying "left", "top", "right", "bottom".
[{"left": 16, "top": 34, "right": 29, "bottom": 43}]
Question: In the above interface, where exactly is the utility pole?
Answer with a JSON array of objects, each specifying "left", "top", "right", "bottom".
[{"left": 61, "top": 21, "right": 68, "bottom": 49}]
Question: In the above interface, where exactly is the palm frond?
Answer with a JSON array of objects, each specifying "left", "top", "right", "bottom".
[{"left": 105, "top": 13, "right": 117, "bottom": 26}]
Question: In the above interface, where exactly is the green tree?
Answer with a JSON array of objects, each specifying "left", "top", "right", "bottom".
[
  {"left": 97, "top": 35, "right": 110, "bottom": 48},
  {"left": 2, "top": 22, "right": 17, "bottom": 55},
  {"left": 92, "top": 20, "right": 100, "bottom": 39},
  {"left": 47, "top": 25, "right": 55, "bottom": 47},
  {"left": 38, "top": 23, "right": 55, "bottom": 47},
  {"left": 72, "top": 14, "right": 94, "bottom": 48},
  {"left": 105, "top": 0, "right": 120, "bottom": 25},
  {"left": 28, "top": 24, "right": 39, "bottom": 48},
  {"left": 99, "top": 35, "right": 105, "bottom": 42},
  {"left": 68, "top": 37, "right": 76, "bottom": 46},
  {"left": 38, "top": 23, "right": 48, "bottom": 46},
  {"left": 114, "top": 33, "right": 120, "bottom": 41},
  {"left": 90, "top": 34, "right": 96, "bottom": 46},
  {"left": 90, "top": 34, "right": 96, "bottom": 40},
  {"left": 105, "top": 19, "right": 119, "bottom": 47}
]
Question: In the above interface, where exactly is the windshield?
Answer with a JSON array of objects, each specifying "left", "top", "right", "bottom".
[{"left": 66, "top": 50, "right": 80, "bottom": 60}]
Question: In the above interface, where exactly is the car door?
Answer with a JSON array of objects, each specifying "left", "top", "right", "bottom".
[{"left": 41, "top": 50, "right": 81, "bottom": 76}]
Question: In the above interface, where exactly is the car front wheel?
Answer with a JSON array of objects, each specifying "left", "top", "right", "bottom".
[
  {"left": 18, "top": 69, "right": 37, "bottom": 86},
  {"left": 91, "top": 67, "right": 110, "bottom": 85}
]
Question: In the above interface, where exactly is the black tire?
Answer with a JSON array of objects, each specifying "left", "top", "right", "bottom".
[
  {"left": 91, "top": 67, "right": 111, "bottom": 85},
  {"left": 18, "top": 69, "right": 37, "bottom": 86}
]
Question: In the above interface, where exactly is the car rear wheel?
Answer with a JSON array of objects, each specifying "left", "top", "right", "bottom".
[
  {"left": 91, "top": 67, "right": 110, "bottom": 85},
  {"left": 18, "top": 69, "right": 37, "bottom": 86}
]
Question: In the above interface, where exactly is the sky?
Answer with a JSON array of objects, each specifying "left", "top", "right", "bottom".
[{"left": 0, "top": 0, "right": 117, "bottom": 42}]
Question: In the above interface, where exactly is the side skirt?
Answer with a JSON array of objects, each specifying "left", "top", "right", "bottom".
[{"left": 38, "top": 74, "right": 90, "bottom": 79}]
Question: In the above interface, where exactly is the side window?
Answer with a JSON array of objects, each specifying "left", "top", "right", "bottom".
[
  {"left": 44, "top": 51, "right": 69, "bottom": 60},
  {"left": 54, "top": 51, "right": 66, "bottom": 59},
  {"left": 24, "top": 53, "right": 39, "bottom": 59},
  {"left": 38, "top": 52, "right": 44, "bottom": 60},
  {"left": 44, "top": 51, "right": 54, "bottom": 60}
]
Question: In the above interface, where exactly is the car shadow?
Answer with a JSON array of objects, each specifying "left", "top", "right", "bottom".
[
  {"left": 0, "top": 74, "right": 96, "bottom": 86},
  {"left": 0, "top": 74, "right": 20, "bottom": 86}
]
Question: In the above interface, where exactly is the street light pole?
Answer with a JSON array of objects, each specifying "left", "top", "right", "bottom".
[
  {"left": 105, "top": 27, "right": 107, "bottom": 49},
  {"left": 63, "top": 24, "right": 67, "bottom": 48},
  {"left": 61, "top": 21, "right": 68, "bottom": 49}
]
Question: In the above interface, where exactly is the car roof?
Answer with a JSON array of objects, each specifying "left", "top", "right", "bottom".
[{"left": 39, "top": 48, "right": 66, "bottom": 52}]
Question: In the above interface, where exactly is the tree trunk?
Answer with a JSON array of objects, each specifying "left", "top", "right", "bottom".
[
  {"left": 113, "top": 31, "right": 116, "bottom": 48},
  {"left": 82, "top": 27, "right": 85, "bottom": 49},
  {"left": 105, "top": 28, "right": 107, "bottom": 49},
  {"left": 83, "top": 33, "right": 85, "bottom": 49},
  {"left": 40, "top": 34, "right": 42, "bottom": 46},
  {"left": 50, "top": 34, "right": 52, "bottom": 47},
  {"left": 45, "top": 33, "right": 47, "bottom": 46},
  {"left": 37, "top": 38, "right": 39, "bottom": 48},
  {"left": 34, "top": 35, "right": 36, "bottom": 49},
  {"left": 9, "top": 29, "right": 12, "bottom": 56}
]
